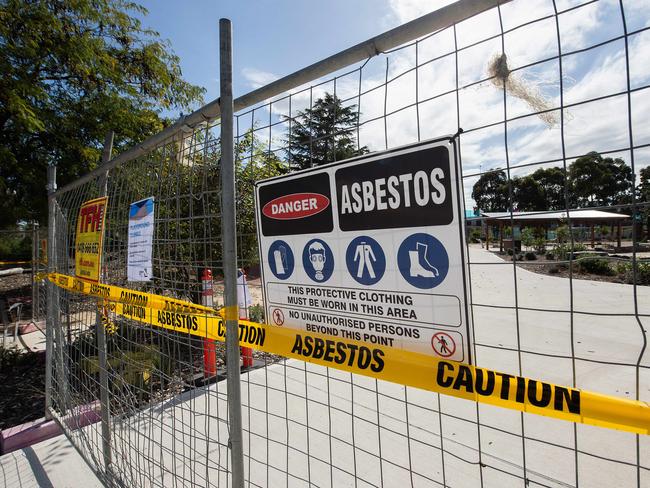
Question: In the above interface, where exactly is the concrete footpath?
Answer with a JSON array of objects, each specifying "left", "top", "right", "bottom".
[
  {"left": 1, "top": 245, "right": 648, "bottom": 487},
  {"left": 0, "top": 434, "right": 101, "bottom": 488}
]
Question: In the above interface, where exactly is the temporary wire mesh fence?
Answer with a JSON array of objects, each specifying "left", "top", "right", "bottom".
[
  {"left": 0, "top": 225, "right": 47, "bottom": 347},
  {"left": 47, "top": 1, "right": 650, "bottom": 487}
]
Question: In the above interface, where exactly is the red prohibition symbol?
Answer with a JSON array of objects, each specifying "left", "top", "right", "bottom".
[
  {"left": 431, "top": 332, "right": 456, "bottom": 358},
  {"left": 272, "top": 308, "right": 285, "bottom": 326}
]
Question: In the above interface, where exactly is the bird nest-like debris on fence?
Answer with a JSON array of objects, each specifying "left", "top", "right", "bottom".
[{"left": 488, "top": 53, "right": 558, "bottom": 127}]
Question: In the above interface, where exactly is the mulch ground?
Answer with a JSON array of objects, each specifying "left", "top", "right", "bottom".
[{"left": 0, "top": 349, "right": 46, "bottom": 430}]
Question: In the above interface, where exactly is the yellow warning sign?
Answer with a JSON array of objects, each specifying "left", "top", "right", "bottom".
[
  {"left": 48, "top": 273, "right": 650, "bottom": 435},
  {"left": 75, "top": 197, "right": 108, "bottom": 282}
]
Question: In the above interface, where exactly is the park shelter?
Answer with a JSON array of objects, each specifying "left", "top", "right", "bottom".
[{"left": 481, "top": 209, "right": 630, "bottom": 251}]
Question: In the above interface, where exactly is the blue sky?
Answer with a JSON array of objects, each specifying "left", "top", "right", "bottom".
[{"left": 137, "top": 0, "right": 410, "bottom": 109}]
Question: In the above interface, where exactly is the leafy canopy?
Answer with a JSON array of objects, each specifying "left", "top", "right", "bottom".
[
  {"left": 286, "top": 93, "right": 368, "bottom": 171},
  {"left": 472, "top": 152, "right": 637, "bottom": 212},
  {"left": 0, "top": 0, "right": 204, "bottom": 227}
]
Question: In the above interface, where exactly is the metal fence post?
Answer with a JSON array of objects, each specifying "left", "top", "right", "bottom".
[
  {"left": 31, "top": 222, "right": 37, "bottom": 321},
  {"left": 220, "top": 18, "right": 245, "bottom": 488},
  {"left": 45, "top": 165, "right": 57, "bottom": 418},
  {"left": 97, "top": 130, "right": 114, "bottom": 470}
]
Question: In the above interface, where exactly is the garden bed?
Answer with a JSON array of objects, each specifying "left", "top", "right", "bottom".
[{"left": 493, "top": 249, "right": 650, "bottom": 285}]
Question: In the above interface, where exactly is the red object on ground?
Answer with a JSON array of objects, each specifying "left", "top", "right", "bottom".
[
  {"left": 239, "top": 269, "right": 254, "bottom": 368},
  {"left": 201, "top": 268, "right": 217, "bottom": 377}
]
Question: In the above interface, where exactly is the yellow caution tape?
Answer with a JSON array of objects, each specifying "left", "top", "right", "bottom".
[
  {"left": 48, "top": 272, "right": 217, "bottom": 316},
  {"left": 48, "top": 273, "right": 650, "bottom": 435},
  {"left": 0, "top": 260, "right": 32, "bottom": 265}
]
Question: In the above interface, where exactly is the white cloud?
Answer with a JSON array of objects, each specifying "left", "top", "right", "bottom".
[
  {"left": 241, "top": 67, "right": 279, "bottom": 89},
  {"left": 239, "top": 0, "right": 650, "bottom": 209}
]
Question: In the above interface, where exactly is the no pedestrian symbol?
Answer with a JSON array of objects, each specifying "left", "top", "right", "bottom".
[
  {"left": 432, "top": 332, "right": 456, "bottom": 358},
  {"left": 272, "top": 308, "right": 285, "bottom": 326}
]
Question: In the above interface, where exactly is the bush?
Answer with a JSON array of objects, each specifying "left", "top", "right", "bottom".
[
  {"left": 577, "top": 258, "right": 614, "bottom": 276},
  {"left": 521, "top": 227, "right": 535, "bottom": 250},
  {"left": 507, "top": 248, "right": 514, "bottom": 256},
  {"left": 548, "top": 265, "right": 560, "bottom": 274},
  {"left": 525, "top": 252, "right": 537, "bottom": 261},
  {"left": 617, "top": 262, "right": 650, "bottom": 285},
  {"left": 553, "top": 243, "right": 588, "bottom": 261},
  {"left": 469, "top": 229, "right": 482, "bottom": 243},
  {"left": 534, "top": 237, "right": 547, "bottom": 254},
  {"left": 248, "top": 304, "right": 265, "bottom": 323},
  {"left": 545, "top": 252, "right": 555, "bottom": 260}
]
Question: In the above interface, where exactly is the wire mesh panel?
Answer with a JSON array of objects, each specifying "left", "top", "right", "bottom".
[{"left": 47, "top": 1, "right": 650, "bottom": 487}]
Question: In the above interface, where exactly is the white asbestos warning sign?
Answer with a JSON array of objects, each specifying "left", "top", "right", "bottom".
[{"left": 255, "top": 137, "right": 473, "bottom": 363}]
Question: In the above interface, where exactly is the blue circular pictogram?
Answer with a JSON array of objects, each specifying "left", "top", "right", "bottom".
[
  {"left": 268, "top": 240, "right": 294, "bottom": 280},
  {"left": 345, "top": 236, "right": 386, "bottom": 286},
  {"left": 397, "top": 233, "right": 449, "bottom": 289},
  {"left": 302, "top": 239, "right": 334, "bottom": 283}
]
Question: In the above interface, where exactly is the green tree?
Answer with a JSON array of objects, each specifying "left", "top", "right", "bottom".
[
  {"left": 568, "top": 152, "right": 634, "bottom": 207},
  {"left": 286, "top": 93, "right": 367, "bottom": 170},
  {"left": 0, "top": 0, "right": 204, "bottom": 227},
  {"left": 531, "top": 166, "right": 566, "bottom": 210},
  {"left": 471, "top": 169, "right": 509, "bottom": 212},
  {"left": 235, "top": 130, "right": 287, "bottom": 264},
  {"left": 639, "top": 167, "right": 650, "bottom": 203},
  {"left": 521, "top": 227, "right": 535, "bottom": 250},
  {"left": 512, "top": 175, "right": 545, "bottom": 211}
]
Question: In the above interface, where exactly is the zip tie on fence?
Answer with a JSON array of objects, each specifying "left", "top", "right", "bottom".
[{"left": 47, "top": 272, "right": 650, "bottom": 435}]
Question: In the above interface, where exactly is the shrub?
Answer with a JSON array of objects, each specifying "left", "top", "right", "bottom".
[
  {"left": 248, "top": 304, "right": 265, "bottom": 323},
  {"left": 525, "top": 252, "right": 537, "bottom": 260},
  {"left": 577, "top": 258, "right": 614, "bottom": 276},
  {"left": 521, "top": 227, "right": 535, "bottom": 250},
  {"left": 469, "top": 229, "right": 482, "bottom": 243},
  {"left": 534, "top": 237, "right": 547, "bottom": 254},
  {"left": 545, "top": 252, "right": 555, "bottom": 260},
  {"left": 507, "top": 248, "right": 514, "bottom": 256},
  {"left": 617, "top": 262, "right": 650, "bottom": 285},
  {"left": 548, "top": 265, "right": 560, "bottom": 274}
]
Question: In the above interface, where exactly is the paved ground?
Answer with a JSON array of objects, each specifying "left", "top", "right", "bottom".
[
  {"left": 2, "top": 244, "right": 648, "bottom": 487},
  {"left": 0, "top": 433, "right": 102, "bottom": 488}
]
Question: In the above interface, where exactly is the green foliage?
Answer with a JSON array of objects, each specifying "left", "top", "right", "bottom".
[
  {"left": 524, "top": 251, "right": 537, "bottom": 261},
  {"left": 568, "top": 152, "right": 634, "bottom": 207},
  {"left": 553, "top": 243, "right": 586, "bottom": 261},
  {"left": 512, "top": 176, "right": 545, "bottom": 211},
  {"left": 235, "top": 131, "right": 288, "bottom": 264},
  {"left": 556, "top": 224, "right": 570, "bottom": 244},
  {"left": 521, "top": 227, "right": 535, "bottom": 249},
  {"left": 471, "top": 169, "right": 508, "bottom": 212},
  {"left": 472, "top": 153, "right": 634, "bottom": 213},
  {"left": 0, "top": 0, "right": 204, "bottom": 226},
  {"left": 248, "top": 304, "right": 265, "bottom": 323},
  {"left": 469, "top": 228, "right": 482, "bottom": 243},
  {"left": 286, "top": 93, "right": 368, "bottom": 170},
  {"left": 0, "top": 232, "right": 31, "bottom": 260},
  {"left": 577, "top": 257, "right": 614, "bottom": 276},
  {"left": 531, "top": 166, "right": 566, "bottom": 210},
  {"left": 533, "top": 236, "right": 547, "bottom": 254},
  {"left": 616, "top": 261, "right": 650, "bottom": 285}
]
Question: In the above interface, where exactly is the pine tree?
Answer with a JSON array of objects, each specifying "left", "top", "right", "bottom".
[{"left": 286, "top": 93, "right": 367, "bottom": 171}]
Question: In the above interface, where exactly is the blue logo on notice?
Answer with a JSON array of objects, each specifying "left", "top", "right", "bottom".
[
  {"left": 302, "top": 239, "right": 334, "bottom": 283},
  {"left": 397, "top": 233, "right": 449, "bottom": 289},
  {"left": 268, "top": 240, "right": 294, "bottom": 280},
  {"left": 345, "top": 236, "right": 386, "bottom": 286}
]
